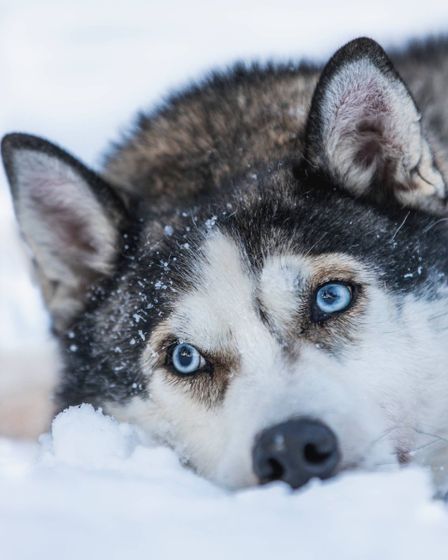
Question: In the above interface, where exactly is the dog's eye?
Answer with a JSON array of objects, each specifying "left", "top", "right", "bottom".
[
  {"left": 314, "top": 282, "right": 353, "bottom": 317},
  {"left": 170, "top": 343, "right": 205, "bottom": 375}
]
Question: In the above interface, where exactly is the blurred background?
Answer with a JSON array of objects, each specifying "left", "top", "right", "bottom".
[{"left": 1, "top": 0, "right": 448, "bottom": 437}]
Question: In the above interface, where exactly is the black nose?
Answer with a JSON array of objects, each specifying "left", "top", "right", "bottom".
[{"left": 252, "top": 418, "right": 340, "bottom": 489}]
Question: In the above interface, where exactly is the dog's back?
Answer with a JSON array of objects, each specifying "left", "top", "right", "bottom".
[{"left": 103, "top": 39, "right": 448, "bottom": 211}]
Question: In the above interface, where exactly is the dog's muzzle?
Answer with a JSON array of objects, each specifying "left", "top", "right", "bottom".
[{"left": 252, "top": 418, "right": 340, "bottom": 490}]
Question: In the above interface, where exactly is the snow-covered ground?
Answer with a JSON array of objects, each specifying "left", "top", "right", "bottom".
[
  {"left": 2, "top": 405, "right": 448, "bottom": 560},
  {"left": 2, "top": 1, "right": 448, "bottom": 558}
]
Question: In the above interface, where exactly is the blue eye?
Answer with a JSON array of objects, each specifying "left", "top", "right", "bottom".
[
  {"left": 315, "top": 282, "right": 353, "bottom": 316},
  {"left": 171, "top": 343, "right": 204, "bottom": 375}
]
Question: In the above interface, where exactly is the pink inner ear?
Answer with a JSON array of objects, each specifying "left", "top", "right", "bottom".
[
  {"left": 327, "top": 75, "right": 397, "bottom": 170},
  {"left": 353, "top": 117, "right": 386, "bottom": 169},
  {"left": 332, "top": 79, "right": 390, "bottom": 133},
  {"left": 361, "top": 84, "right": 389, "bottom": 114},
  {"left": 30, "top": 179, "right": 98, "bottom": 256}
]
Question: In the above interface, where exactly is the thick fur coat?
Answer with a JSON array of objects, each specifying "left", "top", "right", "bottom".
[{"left": 3, "top": 37, "right": 448, "bottom": 490}]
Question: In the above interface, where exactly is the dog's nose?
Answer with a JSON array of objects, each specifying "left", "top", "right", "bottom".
[{"left": 252, "top": 418, "right": 340, "bottom": 489}]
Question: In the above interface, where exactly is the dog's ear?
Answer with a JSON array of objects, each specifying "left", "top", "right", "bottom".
[
  {"left": 2, "top": 133, "right": 128, "bottom": 332},
  {"left": 304, "top": 37, "right": 447, "bottom": 214}
]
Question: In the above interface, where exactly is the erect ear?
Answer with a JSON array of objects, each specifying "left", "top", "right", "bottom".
[
  {"left": 2, "top": 133, "right": 128, "bottom": 332},
  {"left": 304, "top": 37, "right": 447, "bottom": 214}
]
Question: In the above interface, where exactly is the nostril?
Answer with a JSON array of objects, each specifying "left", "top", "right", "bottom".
[
  {"left": 267, "top": 458, "right": 285, "bottom": 481},
  {"left": 256, "top": 456, "right": 286, "bottom": 484},
  {"left": 303, "top": 443, "right": 332, "bottom": 465}
]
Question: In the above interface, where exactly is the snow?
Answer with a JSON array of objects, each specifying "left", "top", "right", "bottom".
[
  {"left": 48, "top": 405, "right": 142, "bottom": 468},
  {"left": 1, "top": 405, "right": 448, "bottom": 560},
  {"left": 2, "top": 0, "right": 448, "bottom": 558}
]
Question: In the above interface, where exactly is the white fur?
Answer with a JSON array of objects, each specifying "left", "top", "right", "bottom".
[
  {"left": 258, "top": 254, "right": 311, "bottom": 333},
  {"left": 108, "top": 232, "right": 448, "bottom": 490}
]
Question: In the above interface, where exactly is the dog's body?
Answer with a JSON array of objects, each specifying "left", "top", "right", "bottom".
[{"left": 4, "top": 37, "right": 448, "bottom": 490}]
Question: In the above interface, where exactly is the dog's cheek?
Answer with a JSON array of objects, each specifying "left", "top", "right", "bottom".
[
  {"left": 103, "top": 372, "right": 184, "bottom": 445},
  {"left": 139, "top": 373, "right": 230, "bottom": 473},
  {"left": 105, "top": 364, "right": 224, "bottom": 476}
]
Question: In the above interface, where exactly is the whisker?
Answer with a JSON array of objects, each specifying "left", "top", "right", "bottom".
[
  {"left": 413, "top": 428, "right": 448, "bottom": 445},
  {"left": 357, "top": 427, "right": 400, "bottom": 466},
  {"left": 366, "top": 426, "right": 399, "bottom": 453},
  {"left": 423, "top": 217, "right": 448, "bottom": 234},
  {"left": 366, "top": 460, "right": 400, "bottom": 469},
  {"left": 391, "top": 211, "right": 410, "bottom": 241},
  {"left": 428, "top": 310, "right": 448, "bottom": 321},
  {"left": 409, "top": 438, "right": 445, "bottom": 456},
  {"left": 403, "top": 428, "right": 448, "bottom": 460},
  {"left": 303, "top": 231, "right": 328, "bottom": 258}
]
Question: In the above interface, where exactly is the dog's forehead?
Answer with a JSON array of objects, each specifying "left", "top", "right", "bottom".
[
  {"left": 166, "top": 230, "right": 366, "bottom": 347},
  {"left": 170, "top": 231, "right": 261, "bottom": 347},
  {"left": 140, "top": 166, "right": 448, "bottom": 351}
]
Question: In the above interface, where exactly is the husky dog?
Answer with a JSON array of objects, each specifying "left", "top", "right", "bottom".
[{"left": 3, "top": 37, "right": 448, "bottom": 491}]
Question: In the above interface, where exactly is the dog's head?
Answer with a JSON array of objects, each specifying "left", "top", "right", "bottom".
[{"left": 4, "top": 38, "right": 448, "bottom": 490}]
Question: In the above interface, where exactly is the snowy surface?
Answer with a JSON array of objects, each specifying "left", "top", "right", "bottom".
[
  {"left": 2, "top": 1, "right": 448, "bottom": 558},
  {"left": 1, "top": 405, "right": 448, "bottom": 560}
]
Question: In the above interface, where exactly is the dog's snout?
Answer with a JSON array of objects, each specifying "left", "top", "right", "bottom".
[{"left": 252, "top": 418, "right": 340, "bottom": 490}]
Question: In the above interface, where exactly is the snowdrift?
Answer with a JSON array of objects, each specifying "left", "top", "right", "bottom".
[{"left": 1, "top": 405, "right": 447, "bottom": 560}]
